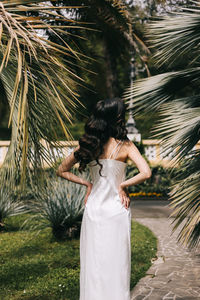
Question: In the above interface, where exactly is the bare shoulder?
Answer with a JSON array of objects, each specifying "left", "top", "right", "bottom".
[
  {"left": 73, "top": 145, "right": 80, "bottom": 153},
  {"left": 65, "top": 145, "right": 80, "bottom": 160},
  {"left": 70, "top": 145, "right": 80, "bottom": 161},
  {"left": 124, "top": 139, "right": 143, "bottom": 159},
  {"left": 123, "top": 139, "right": 139, "bottom": 156}
]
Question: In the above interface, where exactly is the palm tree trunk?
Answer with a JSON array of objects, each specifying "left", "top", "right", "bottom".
[{"left": 102, "top": 38, "right": 119, "bottom": 98}]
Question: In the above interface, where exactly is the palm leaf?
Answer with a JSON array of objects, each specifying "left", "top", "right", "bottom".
[
  {"left": 123, "top": 4, "right": 200, "bottom": 248},
  {"left": 147, "top": 7, "right": 200, "bottom": 68},
  {"left": 123, "top": 68, "right": 200, "bottom": 114},
  {"left": 168, "top": 150, "right": 200, "bottom": 248},
  {"left": 0, "top": 1, "right": 89, "bottom": 191},
  {"left": 151, "top": 101, "right": 200, "bottom": 165}
]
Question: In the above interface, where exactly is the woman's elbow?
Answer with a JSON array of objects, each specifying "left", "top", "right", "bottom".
[
  {"left": 144, "top": 170, "right": 152, "bottom": 179},
  {"left": 56, "top": 169, "right": 62, "bottom": 177},
  {"left": 145, "top": 170, "right": 152, "bottom": 179}
]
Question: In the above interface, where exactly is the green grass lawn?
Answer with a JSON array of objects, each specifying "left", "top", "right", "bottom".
[{"left": 0, "top": 215, "right": 157, "bottom": 300}]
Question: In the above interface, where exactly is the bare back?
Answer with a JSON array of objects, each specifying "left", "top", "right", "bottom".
[{"left": 98, "top": 137, "right": 128, "bottom": 163}]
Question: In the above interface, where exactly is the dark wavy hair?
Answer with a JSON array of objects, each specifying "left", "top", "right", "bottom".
[{"left": 74, "top": 97, "right": 129, "bottom": 176}]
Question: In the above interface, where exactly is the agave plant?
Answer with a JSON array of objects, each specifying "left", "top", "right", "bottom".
[
  {"left": 0, "top": 187, "right": 26, "bottom": 230},
  {"left": 123, "top": 4, "right": 200, "bottom": 248},
  {"left": 0, "top": 0, "right": 89, "bottom": 193},
  {"left": 24, "top": 167, "right": 91, "bottom": 239}
]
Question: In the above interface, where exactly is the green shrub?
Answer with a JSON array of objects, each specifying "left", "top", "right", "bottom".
[
  {"left": 0, "top": 188, "right": 27, "bottom": 230},
  {"left": 125, "top": 164, "right": 178, "bottom": 197},
  {"left": 24, "top": 169, "right": 90, "bottom": 240}
]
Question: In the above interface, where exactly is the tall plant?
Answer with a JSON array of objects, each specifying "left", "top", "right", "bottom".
[
  {"left": 49, "top": 0, "right": 150, "bottom": 98},
  {"left": 124, "top": 4, "right": 200, "bottom": 248},
  {"left": 0, "top": 1, "right": 88, "bottom": 192}
]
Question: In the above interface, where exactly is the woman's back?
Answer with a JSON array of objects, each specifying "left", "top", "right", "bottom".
[
  {"left": 97, "top": 137, "right": 127, "bottom": 163},
  {"left": 88, "top": 138, "right": 127, "bottom": 191}
]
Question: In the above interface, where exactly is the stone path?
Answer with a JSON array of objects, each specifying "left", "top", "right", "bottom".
[{"left": 130, "top": 202, "right": 200, "bottom": 300}]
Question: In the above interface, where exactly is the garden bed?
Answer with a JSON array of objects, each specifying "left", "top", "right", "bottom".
[
  {"left": 129, "top": 192, "right": 169, "bottom": 201},
  {"left": 130, "top": 196, "right": 169, "bottom": 201}
]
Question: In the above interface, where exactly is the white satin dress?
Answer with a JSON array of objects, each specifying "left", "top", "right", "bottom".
[{"left": 79, "top": 140, "right": 132, "bottom": 300}]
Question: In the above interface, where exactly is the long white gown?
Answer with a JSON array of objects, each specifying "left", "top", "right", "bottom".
[{"left": 79, "top": 140, "right": 132, "bottom": 300}]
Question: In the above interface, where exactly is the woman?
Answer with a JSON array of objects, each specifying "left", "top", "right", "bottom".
[{"left": 56, "top": 98, "right": 152, "bottom": 300}]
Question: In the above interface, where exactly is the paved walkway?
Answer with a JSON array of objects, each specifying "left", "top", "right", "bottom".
[{"left": 130, "top": 201, "right": 200, "bottom": 300}]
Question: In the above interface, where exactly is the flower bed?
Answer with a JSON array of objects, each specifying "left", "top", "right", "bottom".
[{"left": 129, "top": 192, "right": 169, "bottom": 200}]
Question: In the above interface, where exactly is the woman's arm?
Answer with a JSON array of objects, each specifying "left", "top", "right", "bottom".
[
  {"left": 120, "top": 141, "right": 152, "bottom": 189},
  {"left": 56, "top": 145, "right": 91, "bottom": 187},
  {"left": 118, "top": 140, "right": 152, "bottom": 209},
  {"left": 56, "top": 145, "right": 93, "bottom": 206}
]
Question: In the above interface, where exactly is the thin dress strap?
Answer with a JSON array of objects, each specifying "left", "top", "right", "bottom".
[
  {"left": 108, "top": 140, "right": 123, "bottom": 160},
  {"left": 113, "top": 140, "right": 124, "bottom": 159}
]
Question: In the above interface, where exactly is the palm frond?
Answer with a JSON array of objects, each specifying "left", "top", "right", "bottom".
[
  {"left": 0, "top": 1, "right": 89, "bottom": 190},
  {"left": 168, "top": 151, "right": 200, "bottom": 249},
  {"left": 147, "top": 7, "right": 200, "bottom": 67},
  {"left": 151, "top": 100, "right": 200, "bottom": 165},
  {"left": 123, "top": 68, "right": 200, "bottom": 114},
  {"left": 123, "top": 3, "right": 200, "bottom": 248}
]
